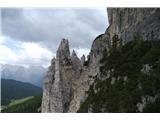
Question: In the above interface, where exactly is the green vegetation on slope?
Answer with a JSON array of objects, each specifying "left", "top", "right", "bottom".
[
  {"left": 1, "top": 96, "right": 42, "bottom": 113},
  {"left": 78, "top": 34, "right": 160, "bottom": 113},
  {"left": 8, "top": 96, "right": 34, "bottom": 106},
  {"left": 1, "top": 79, "right": 42, "bottom": 105}
]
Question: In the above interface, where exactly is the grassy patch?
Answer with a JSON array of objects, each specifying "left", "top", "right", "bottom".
[
  {"left": 1, "top": 96, "right": 42, "bottom": 113},
  {"left": 8, "top": 96, "right": 34, "bottom": 107}
]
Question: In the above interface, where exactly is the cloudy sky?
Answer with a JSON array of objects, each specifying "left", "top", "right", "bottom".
[{"left": 0, "top": 8, "right": 108, "bottom": 67}]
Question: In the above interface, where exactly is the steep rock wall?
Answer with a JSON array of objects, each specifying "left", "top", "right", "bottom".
[
  {"left": 42, "top": 34, "right": 110, "bottom": 112},
  {"left": 107, "top": 8, "right": 160, "bottom": 43},
  {"left": 42, "top": 39, "right": 79, "bottom": 112},
  {"left": 42, "top": 8, "right": 160, "bottom": 113},
  {"left": 68, "top": 34, "right": 110, "bottom": 112}
]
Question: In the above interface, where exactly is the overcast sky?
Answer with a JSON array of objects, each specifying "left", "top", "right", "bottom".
[{"left": 0, "top": 8, "right": 108, "bottom": 67}]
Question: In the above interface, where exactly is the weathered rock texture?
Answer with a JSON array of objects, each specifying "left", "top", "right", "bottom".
[
  {"left": 42, "top": 35, "right": 110, "bottom": 112},
  {"left": 42, "top": 39, "right": 79, "bottom": 112},
  {"left": 107, "top": 8, "right": 160, "bottom": 43},
  {"left": 42, "top": 8, "right": 160, "bottom": 112}
]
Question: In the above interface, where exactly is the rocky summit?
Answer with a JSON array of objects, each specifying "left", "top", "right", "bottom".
[
  {"left": 41, "top": 35, "right": 109, "bottom": 113},
  {"left": 42, "top": 8, "right": 160, "bottom": 113}
]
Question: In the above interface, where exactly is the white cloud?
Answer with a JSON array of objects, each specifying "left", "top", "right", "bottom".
[
  {"left": 2, "top": 8, "right": 107, "bottom": 51},
  {"left": 0, "top": 34, "right": 90, "bottom": 67},
  {"left": 0, "top": 43, "right": 19, "bottom": 64},
  {"left": 20, "top": 42, "right": 53, "bottom": 59},
  {"left": 0, "top": 35, "right": 54, "bottom": 67},
  {"left": 1, "top": 8, "right": 108, "bottom": 67},
  {"left": 0, "top": 35, "right": 6, "bottom": 44}
]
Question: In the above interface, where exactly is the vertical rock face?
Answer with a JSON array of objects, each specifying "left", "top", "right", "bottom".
[
  {"left": 42, "top": 8, "right": 160, "bottom": 113},
  {"left": 68, "top": 34, "right": 110, "bottom": 112},
  {"left": 107, "top": 8, "right": 160, "bottom": 43},
  {"left": 89, "top": 34, "right": 110, "bottom": 68},
  {"left": 42, "top": 39, "right": 84, "bottom": 112},
  {"left": 42, "top": 39, "right": 73, "bottom": 112},
  {"left": 81, "top": 55, "right": 85, "bottom": 65},
  {"left": 41, "top": 58, "right": 55, "bottom": 112},
  {"left": 42, "top": 35, "right": 110, "bottom": 112}
]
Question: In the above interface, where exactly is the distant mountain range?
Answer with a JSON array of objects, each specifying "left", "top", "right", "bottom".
[
  {"left": 1, "top": 64, "right": 47, "bottom": 87},
  {"left": 1, "top": 78, "right": 42, "bottom": 105}
]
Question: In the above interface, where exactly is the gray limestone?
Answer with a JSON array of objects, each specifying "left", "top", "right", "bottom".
[
  {"left": 42, "top": 35, "right": 109, "bottom": 112},
  {"left": 107, "top": 8, "right": 160, "bottom": 43},
  {"left": 81, "top": 55, "right": 85, "bottom": 65},
  {"left": 42, "top": 8, "right": 160, "bottom": 113}
]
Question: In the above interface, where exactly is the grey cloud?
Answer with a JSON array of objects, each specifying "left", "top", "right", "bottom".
[
  {"left": 1, "top": 8, "right": 108, "bottom": 52},
  {"left": 1, "top": 8, "right": 23, "bottom": 19}
]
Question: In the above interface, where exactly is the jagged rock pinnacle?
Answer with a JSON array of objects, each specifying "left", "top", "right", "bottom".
[
  {"left": 81, "top": 55, "right": 85, "bottom": 65},
  {"left": 56, "top": 38, "right": 70, "bottom": 59},
  {"left": 51, "top": 57, "right": 56, "bottom": 64},
  {"left": 72, "top": 50, "right": 77, "bottom": 57},
  {"left": 42, "top": 8, "right": 160, "bottom": 113},
  {"left": 71, "top": 50, "right": 81, "bottom": 69}
]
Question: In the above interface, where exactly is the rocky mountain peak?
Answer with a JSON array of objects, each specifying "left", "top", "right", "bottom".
[
  {"left": 51, "top": 57, "right": 56, "bottom": 65},
  {"left": 71, "top": 50, "right": 82, "bottom": 71},
  {"left": 71, "top": 50, "right": 77, "bottom": 57},
  {"left": 81, "top": 55, "right": 85, "bottom": 65},
  {"left": 56, "top": 38, "right": 70, "bottom": 59},
  {"left": 71, "top": 49, "right": 81, "bottom": 64},
  {"left": 42, "top": 8, "right": 160, "bottom": 113}
]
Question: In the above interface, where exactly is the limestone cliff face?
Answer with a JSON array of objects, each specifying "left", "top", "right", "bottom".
[
  {"left": 42, "top": 39, "right": 78, "bottom": 112},
  {"left": 42, "top": 8, "right": 160, "bottom": 113},
  {"left": 107, "top": 8, "right": 160, "bottom": 43},
  {"left": 68, "top": 34, "right": 110, "bottom": 112},
  {"left": 42, "top": 35, "right": 110, "bottom": 112}
]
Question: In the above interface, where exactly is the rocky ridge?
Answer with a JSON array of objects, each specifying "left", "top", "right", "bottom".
[
  {"left": 42, "top": 8, "right": 160, "bottom": 112},
  {"left": 42, "top": 35, "right": 110, "bottom": 112}
]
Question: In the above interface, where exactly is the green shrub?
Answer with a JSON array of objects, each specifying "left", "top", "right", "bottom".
[{"left": 78, "top": 34, "right": 160, "bottom": 113}]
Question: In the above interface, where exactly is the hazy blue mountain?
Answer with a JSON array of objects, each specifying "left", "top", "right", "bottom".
[{"left": 1, "top": 64, "right": 47, "bottom": 87}]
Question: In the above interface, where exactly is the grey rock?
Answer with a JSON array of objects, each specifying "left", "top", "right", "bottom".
[
  {"left": 81, "top": 55, "right": 85, "bottom": 65},
  {"left": 107, "top": 8, "right": 160, "bottom": 43},
  {"left": 141, "top": 64, "right": 151, "bottom": 74},
  {"left": 137, "top": 95, "right": 159, "bottom": 112},
  {"left": 42, "top": 38, "right": 72, "bottom": 112},
  {"left": 71, "top": 50, "right": 77, "bottom": 57},
  {"left": 42, "top": 35, "right": 110, "bottom": 112},
  {"left": 56, "top": 38, "right": 70, "bottom": 60},
  {"left": 111, "top": 77, "right": 116, "bottom": 85},
  {"left": 42, "top": 39, "right": 82, "bottom": 112},
  {"left": 42, "top": 8, "right": 160, "bottom": 113}
]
